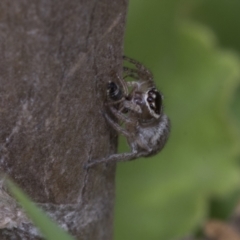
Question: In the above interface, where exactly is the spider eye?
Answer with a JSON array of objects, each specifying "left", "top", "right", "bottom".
[
  {"left": 107, "top": 81, "right": 122, "bottom": 101},
  {"left": 147, "top": 88, "right": 162, "bottom": 115},
  {"left": 147, "top": 96, "right": 154, "bottom": 102},
  {"left": 154, "top": 91, "right": 162, "bottom": 114}
]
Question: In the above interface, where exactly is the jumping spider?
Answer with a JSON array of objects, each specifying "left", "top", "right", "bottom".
[{"left": 86, "top": 56, "right": 170, "bottom": 168}]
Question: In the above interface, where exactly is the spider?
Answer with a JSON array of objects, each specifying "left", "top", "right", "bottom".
[{"left": 86, "top": 56, "right": 170, "bottom": 168}]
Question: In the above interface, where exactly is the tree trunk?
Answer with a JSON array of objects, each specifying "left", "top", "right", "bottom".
[{"left": 0, "top": 0, "right": 128, "bottom": 239}]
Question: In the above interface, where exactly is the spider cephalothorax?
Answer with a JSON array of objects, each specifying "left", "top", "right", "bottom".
[{"left": 86, "top": 56, "right": 170, "bottom": 168}]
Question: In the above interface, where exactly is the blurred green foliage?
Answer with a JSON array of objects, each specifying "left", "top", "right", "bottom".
[{"left": 115, "top": 1, "right": 240, "bottom": 239}]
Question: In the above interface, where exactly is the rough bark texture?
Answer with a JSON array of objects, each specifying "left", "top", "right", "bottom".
[{"left": 0, "top": 0, "right": 128, "bottom": 239}]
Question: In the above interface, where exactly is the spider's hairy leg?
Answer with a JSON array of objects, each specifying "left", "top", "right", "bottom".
[
  {"left": 123, "top": 56, "right": 152, "bottom": 74},
  {"left": 103, "top": 111, "right": 131, "bottom": 137},
  {"left": 115, "top": 73, "right": 128, "bottom": 97},
  {"left": 123, "top": 66, "right": 139, "bottom": 77},
  {"left": 109, "top": 105, "right": 138, "bottom": 124},
  {"left": 121, "top": 101, "right": 142, "bottom": 114},
  {"left": 123, "top": 73, "right": 139, "bottom": 80},
  {"left": 123, "top": 56, "right": 144, "bottom": 68},
  {"left": 123, "top": 66, "right": 154, "bottom": 85},
  {"left": 85, "top": 151, "right": 149, "bottom": 168},
  {"left": 123, "top": 56, "right": 154, "bottom": 84}
]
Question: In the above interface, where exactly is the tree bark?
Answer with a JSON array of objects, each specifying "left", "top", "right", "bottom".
[{"left": 0, "top": 0, "right": 128, "bottom": 239}]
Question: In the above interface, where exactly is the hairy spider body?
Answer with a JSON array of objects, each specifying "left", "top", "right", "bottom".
[
  {"left": 86, "top": 56, "right": 170, "bottom": 168},
  {"left": 124, "top": 112, "right": 170, "bottom": 156}
]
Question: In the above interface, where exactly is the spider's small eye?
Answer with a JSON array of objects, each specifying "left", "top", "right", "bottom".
[
  {"left": 149, "top": 103, "right": 155, "bottom": 110},
  {"left": 107, "top": 81, "right": 122, "bottom": 101},
  {"left": 148, "top": 91, "right": 156, "bottom": 98},
  {"left": 147, "top": 96, "right": 154, "bottom": 102}
]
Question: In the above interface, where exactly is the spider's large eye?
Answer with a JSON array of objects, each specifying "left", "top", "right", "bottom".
[
  {"left": 147, "top": 88, "right": 162, "bottom": 116},
  {"left": 107, "top": 81, "right": 122, "bottom": 101}
]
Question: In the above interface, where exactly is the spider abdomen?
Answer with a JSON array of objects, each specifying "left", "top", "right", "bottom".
[{"left": 135, "top": 114, "right": 170, "bottom": 154}]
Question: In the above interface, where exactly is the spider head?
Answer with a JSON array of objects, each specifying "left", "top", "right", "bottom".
[{"left": 130, "top": 87, "right": 162, "bottom": 122}]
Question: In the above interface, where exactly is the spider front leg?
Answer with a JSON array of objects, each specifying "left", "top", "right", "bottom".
[
  {"left": 85, "top": 150, "right": 149, "bottom": 168},
  {"left": 121, "top": 101, "right": 142, "bottom": 114},
  {"left": 123, "top": 56, "right": 153, "bottom": 77},
  {"left": 115, "top": 73, "right": 128, "bottom": 98},
  {"left": 108, "top": 105, "right": 140, "bottom": 124},
  {"left": 123, "top": 67, "right": 140, "bottom": 81},
  {"left": 123, "top": 56, "right": 144, "bottom": 67},
  {"left": 103, "top": 110, "right": 132, "bottom": 138},
  {"left": 85, "top": 108, "right": 140, "bottom": 168}
]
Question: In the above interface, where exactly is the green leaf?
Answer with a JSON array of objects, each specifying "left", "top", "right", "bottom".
[
  {"left": 115, "top": 1, "right": 240, "bottom": 240},
  {"left": 7, "top": 179, "right": 75, "bottom": 240}
]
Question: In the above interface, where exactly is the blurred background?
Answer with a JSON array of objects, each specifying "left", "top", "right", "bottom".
[{"left": 114, "top": 0, "right": 240, "bottom": 239}]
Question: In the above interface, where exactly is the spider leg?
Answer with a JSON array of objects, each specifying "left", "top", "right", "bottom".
[
  {"left": 123, "top": 56, "right": 145, "bottom": 67},
  {"left": 109, "top": 105, "right": 138, "bottom": 124},
  {"left": 115, "top": 73, "right": 128, "bottom": 97},
  {"left": 123, "top": 57, "right": 154, "bottom": 84},
  {"left": 123, "top": 56, "right": 152, "bottom": 76},
  {"left": 123, "top": 56, "right": 145, "bottom": 68},
  {"left": 123, "top": 56, "right": 149, "bottom": 72},
  {"left": 121, "top": 101, "right": 142, "bottom": 114},
  {"left": 123, "top": 73, "right": 139, "bottom": 80},
  {"left": 103, "top": 111, "right": 131, "bottom": 137},
  {"left": 85, "top": 151, "right": 149, "bottom": 168},
  {"left": 123, "top": 66, "right": 140, "bottom": 76}
]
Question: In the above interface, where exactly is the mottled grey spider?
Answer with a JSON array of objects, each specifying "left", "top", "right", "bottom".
[{"left": 86, "top": 56, "right": 170, "bottom": 168}]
